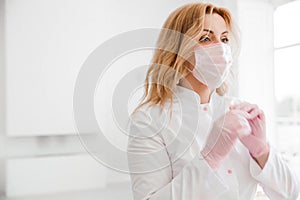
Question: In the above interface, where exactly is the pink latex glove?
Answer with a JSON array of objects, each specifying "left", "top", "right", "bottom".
[
  {"left": 201, "top": 109, "right": 251, "bottom": 171},
  {"left": 230, "top": 102, "right": 270, "bottom": 158}
]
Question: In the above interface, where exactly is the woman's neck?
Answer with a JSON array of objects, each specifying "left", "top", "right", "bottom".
[{"left": 179, "top": 73, "right": 212, "bottom": 104}]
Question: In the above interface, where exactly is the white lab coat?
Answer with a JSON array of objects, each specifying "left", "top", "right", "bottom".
[{"left": 127, "top": 85, "right": 300, "bottom": 200}]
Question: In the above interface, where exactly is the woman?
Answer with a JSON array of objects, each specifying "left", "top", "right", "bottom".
[{"left": 127, "top": 2, "right": 300, "bottom": 200}]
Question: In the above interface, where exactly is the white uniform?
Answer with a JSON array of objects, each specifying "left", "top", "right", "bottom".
[{"left": 127, "top": 85, "right": 300, "bottom": 200}]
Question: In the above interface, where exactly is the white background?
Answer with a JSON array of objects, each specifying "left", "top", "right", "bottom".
[{"left": 0, "top": 0, "right": 299, "bottom": 199}]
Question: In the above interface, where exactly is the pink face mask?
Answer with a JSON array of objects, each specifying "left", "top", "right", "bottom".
[{"left": 191, "top": 43, "right": 233, "bottom": 90}]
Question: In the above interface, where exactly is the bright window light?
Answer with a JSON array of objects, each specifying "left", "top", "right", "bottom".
[
  {"left": 274, "top": 0, "right": 300, "bottom": 48},
  {"left": 274, "top": 0, "right": 300, "bottom": 173}
]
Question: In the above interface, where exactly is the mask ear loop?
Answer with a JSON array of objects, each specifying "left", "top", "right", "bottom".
[{"left": 177, "top": 63, "right": 193, "bottom": 86}]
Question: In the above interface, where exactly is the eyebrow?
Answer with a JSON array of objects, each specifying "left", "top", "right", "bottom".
[{"left": 203, "top": 29, "right": 228, "bottom": 35}]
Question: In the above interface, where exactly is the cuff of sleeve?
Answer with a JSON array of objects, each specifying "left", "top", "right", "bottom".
[
  {"left": 249, "top": 145, "right": 274, "bottom": 180},
  {"left": 194, "top": 152, "right": 229, "bottom": 198}
]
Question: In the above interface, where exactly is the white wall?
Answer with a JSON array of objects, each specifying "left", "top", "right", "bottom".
[
  {"left": 5, "top": 0, "right": 177, "bottom": 136},
  {"left": 0, "top": 0, "right": 197, "bottom": 197},
  {"left": 0, "top": 0, "right": 7, "bottom": 195}
]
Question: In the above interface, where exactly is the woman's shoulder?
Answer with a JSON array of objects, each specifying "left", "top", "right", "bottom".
[
  {"left": 130, "top": 103, "right": 166, "bottom": 121},
  {"left": 128, "top": 103, "right": 171, "bottom": 136}
]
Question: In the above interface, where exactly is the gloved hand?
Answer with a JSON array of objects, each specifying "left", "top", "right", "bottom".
[
  {"left": 201, "top": 109, "right": 251, "bottom": 171},
  {"left": 230, "top": 102, "right": 270, "bottom": 158}
]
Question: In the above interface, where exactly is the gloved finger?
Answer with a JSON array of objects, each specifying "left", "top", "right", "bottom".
[
  {"left": 235, "top": 124, "right": 251, "bottom": 138},
  {"left": 229, "top": 102, "right": 250, "bottom": 110},
  {"left": 229, "top": 102, "right": 252, "bottom": 113},
  {"left": 229, "top": 109, "right": 251, "bottom": 119},
  {"left": 230, "top": 102, "right": 257, "bottom": 113},
  {"left": 249, "top": 110, "right": 265, "bottom": 124},
  {"left": 248, "top": 108, "right": 263, "bottom": 120},
  {"left": 230, "top": 102, "right": 260, "bottom": 119},
  {"left": 257, "top": 111, "right": 265, "bottom": 121},
  {"left": 238, "top": 130, "right": 255, "bottom": 141},
  {"left": 227, "top": 110, "right": 252, "bottom": 137}
]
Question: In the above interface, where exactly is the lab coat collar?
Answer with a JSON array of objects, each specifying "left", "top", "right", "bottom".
[{"left": 175, "top": 84, "right": 219, "bottom": 106}]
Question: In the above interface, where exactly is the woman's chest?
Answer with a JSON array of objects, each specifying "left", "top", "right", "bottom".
[
  {"left": 167, "top": 138, "right": 257, "bottom": 199},
  {"left": 161, "top": 97, "right": 257, "bottom": 198}
]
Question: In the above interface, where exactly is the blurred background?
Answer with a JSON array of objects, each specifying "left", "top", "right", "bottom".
[{"left": 0, "top": 0, "right": 299, "bottom": 199}]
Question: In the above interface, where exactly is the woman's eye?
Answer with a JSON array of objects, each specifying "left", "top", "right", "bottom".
[
  {"left": 199, "top": 36, "right": 210, "bottom": 42},
  {"left": 222, "top": 38, "right": 229, "bottom": 43}
]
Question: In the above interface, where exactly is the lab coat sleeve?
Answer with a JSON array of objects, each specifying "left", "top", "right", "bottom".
[
  {"left": 127, "top": 118, "right": 229, "bottom": 200},
  {"left": 249, "top": 146, "right": 300, "bottom": 199}
]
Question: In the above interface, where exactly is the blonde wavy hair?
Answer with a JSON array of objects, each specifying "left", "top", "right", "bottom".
[{"left": 133, "top": 2, "right": 239, "bottom": 116}]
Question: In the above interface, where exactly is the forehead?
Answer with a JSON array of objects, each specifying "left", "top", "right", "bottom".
[{"left": 203, "top": 13, "right": 228, "bottom": 34}]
